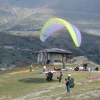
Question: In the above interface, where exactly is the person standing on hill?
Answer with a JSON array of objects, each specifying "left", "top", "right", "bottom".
[
  {"left": 65, "top": 74, "right": 71, "bottom": 93},
  {"left": 57, "top": 72, "right": 63, "bottom": 83},
  {"left": 30, "top": 64, "right": 32, "bottom": 72},
  {"left": 43, "top": 65, "right": 46, "bottom": 72}
]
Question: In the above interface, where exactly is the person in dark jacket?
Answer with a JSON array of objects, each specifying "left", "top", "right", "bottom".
[
  {"left": 57, "top": 72, "right": 63, "bottom": 83},
  {"left": 46, "top": 72, "right": 53, "bottom": 82},
  {"left": 65, "top": 74, "right": 71, "bottom": 93}
]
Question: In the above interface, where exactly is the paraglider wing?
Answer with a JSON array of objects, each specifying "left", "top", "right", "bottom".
[
  {"left": 71, "top": 24, "right": 82, "bottom": 47},
  {"left": 40, "top": 18, "right": 81, "bottom": 47},
  {"left": 40, "top": 19, "right": 64, "bottom": 42}
]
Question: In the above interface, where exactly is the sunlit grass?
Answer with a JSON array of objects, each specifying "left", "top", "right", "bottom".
[{"left": 0, "top": 64, "right": 100, "bottom": 100}]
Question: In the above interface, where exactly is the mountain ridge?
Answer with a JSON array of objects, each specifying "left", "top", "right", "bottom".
[
  {"left": 0, "top": 30, "right": 99, "bottom": 66},
  {"left": 0, "top": 0, "right": 100, "bottom": 36}
]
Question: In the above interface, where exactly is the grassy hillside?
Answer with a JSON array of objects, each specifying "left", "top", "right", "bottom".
[{"left": 0, "top": 65, "right": 100, "bottom": 100}]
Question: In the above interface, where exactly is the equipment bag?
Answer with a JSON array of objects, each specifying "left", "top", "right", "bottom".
[{"left": 69, "top": 78, "right": 75, "bottom": 88}]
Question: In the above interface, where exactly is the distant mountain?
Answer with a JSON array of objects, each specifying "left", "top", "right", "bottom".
[
  {"left": 0, "top": 31, "right": 100, "bottom": 67},
  {"left": 0, "top": 0, "right": 100, "bottom": 35}
]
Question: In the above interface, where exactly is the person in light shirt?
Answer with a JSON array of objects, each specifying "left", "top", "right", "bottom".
[{"left": 43, "top": 66, "right": 46, "bottom": 72}]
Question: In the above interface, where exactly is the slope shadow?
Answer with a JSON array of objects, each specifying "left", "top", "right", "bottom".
[{"left": 19, "top": 78, "right": 58, "bottom": 83}]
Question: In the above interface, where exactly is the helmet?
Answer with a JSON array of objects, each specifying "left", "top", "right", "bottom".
[{"left": 68, "top": 74, "right": 71, "bottom": 76}]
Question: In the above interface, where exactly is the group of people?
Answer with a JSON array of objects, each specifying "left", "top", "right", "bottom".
[
  {"left": 43, "top": 65, "right": 75, "bottom": 93},
  {"left": 74, "top": 62, "right": 88, "bottom": 71},
  {"left": 58, "top": 72, "right": 75, "bottom": 93},
  {"left": 46, "top": 69, "right": 74, "bottom": 93},
  {"left": 74, "top": 62, "right": 99, "bottom": 71},
  {"left": 57, "top": 72, "right": 74, "bottom": 93}
]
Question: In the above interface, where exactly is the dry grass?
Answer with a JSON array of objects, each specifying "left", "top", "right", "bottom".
[{"left": 0, "top": 65, "right": 100, "bottom": 100}]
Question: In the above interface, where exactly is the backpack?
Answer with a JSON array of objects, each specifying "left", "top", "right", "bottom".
[{"left": 69, "top": 78, "right": 75, "bottom": 88}]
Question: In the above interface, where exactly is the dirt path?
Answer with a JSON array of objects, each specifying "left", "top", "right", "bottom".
[
  {"left": 12, "top": 83, "right": 100, "bottom": 100},
  {"left": 12, "top": 84, "right": 64, "bottom": 100},
  {"left": 70, "top": 90, "right": 100, "bottom": 100}
]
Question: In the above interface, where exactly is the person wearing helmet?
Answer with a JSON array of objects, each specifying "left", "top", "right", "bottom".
[{"left": 65, "top": 74, "right": 71, "bottom": 93}]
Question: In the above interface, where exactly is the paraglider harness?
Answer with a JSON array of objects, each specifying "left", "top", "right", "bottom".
[
  {"left": 66, "top": 78, "right": 75, "bottom": 88},
  {"left": 69, "top": 78, "right": 75, "bottom": 88},
  {"left": 46, "top": 72, "right": 53, "bottom": 82},
  {"left": 74, "top": 67, "right": 79, "bottom": 71}
]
